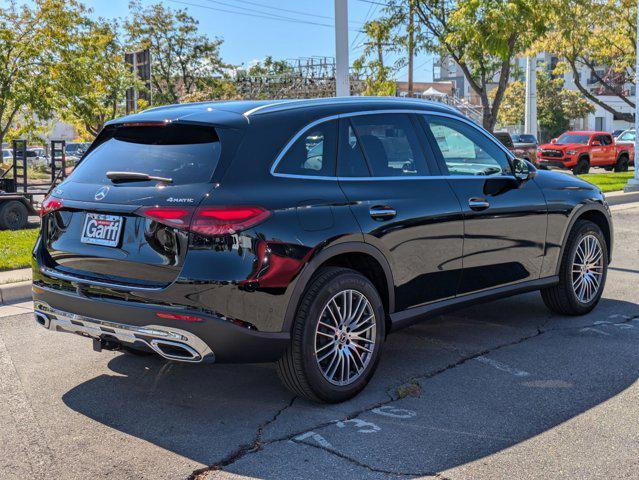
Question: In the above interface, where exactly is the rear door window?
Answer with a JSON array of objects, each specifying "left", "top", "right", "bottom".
[
  {"left": 71, "top": 124, "right": 221, "bottom": 185},
  {"left": 348, "top": 113, "right": 429, "bottom": 177}
]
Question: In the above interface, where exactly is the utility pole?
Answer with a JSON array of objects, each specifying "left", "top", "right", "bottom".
[
  {"left": 524, "top": 55, "right": 538, "bottom": 138},
  {"left": 407, "top": 1, "right": 414, "bottom": 97},
  {"left": 625, "top": 0, "right": 639, "bottom": 191},
  {"left": 334, "top": 0, "right": 350, "bottom": 97}
]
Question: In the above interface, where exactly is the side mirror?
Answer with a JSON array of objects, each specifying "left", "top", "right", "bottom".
[
  {"left": 512, "top": 157, "right": 537, "bottom": 184},
  {"left": 551, "top": 138, "right": 557, "bottom": 144}
]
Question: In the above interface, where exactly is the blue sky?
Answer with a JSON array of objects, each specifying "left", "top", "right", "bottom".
[{"left": 50, "top": 0, "right": 434, "bottom": 82}]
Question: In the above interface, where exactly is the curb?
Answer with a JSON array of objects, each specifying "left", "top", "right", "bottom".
[
  {"left": 605, "top": 190, "right": 639, "bottom": 206},
  {"left": 0, "top": 281, "right": 32, "bottom": 306}
]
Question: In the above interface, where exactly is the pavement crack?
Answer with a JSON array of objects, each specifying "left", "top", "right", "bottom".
[
  {"left": 293, "top": 437, "right": 452, "bottom": 478},
  {"left": 188, "top": 396, "right": 296, "bottom": 480}
]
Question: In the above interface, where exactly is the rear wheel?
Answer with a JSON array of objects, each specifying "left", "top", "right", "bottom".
[
  {"left": 541, "top": 220, "right": 608, "bottom": 315},
  {"left": 614, "top": 155, "right": 629, "bottom": 172},
  {"left": 572, "top": 158, "right": 590, "bottom": 175},
  {"left": 0, "top": 200, "right": 28, "bottom": 230},
  {"left": 277, "top": 267, "right": 385, "bottom": 403}
]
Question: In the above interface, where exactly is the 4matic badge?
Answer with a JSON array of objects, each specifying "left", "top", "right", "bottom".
[{"left": 166, "top": 197, "right": 194, "bottom": 203}]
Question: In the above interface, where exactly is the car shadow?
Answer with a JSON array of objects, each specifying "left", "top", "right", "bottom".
[{"left": 61, "top": 294, "right": 639, "bottom": 475}]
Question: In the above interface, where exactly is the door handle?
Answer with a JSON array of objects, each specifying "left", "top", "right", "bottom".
[
  {"left": 468, "top": 197, "right": 490, "bottom": 211},
  {"left": 369, "top": 205, "right": 397, "bottom": 221}
]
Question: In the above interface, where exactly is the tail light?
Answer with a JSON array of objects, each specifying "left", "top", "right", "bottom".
[
  {"left": 40, "top": 196, "right": 63, "bottom": 217},
  {"left": 137, "top": 205, "right": 270, "bottom": 236},
  {"left": 156, "top": 312, "right": 203, "bottom": 322}
]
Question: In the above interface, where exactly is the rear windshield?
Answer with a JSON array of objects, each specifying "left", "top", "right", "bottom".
[
  {"left": 511, "top": 134, "right": 537, "bottom": 143},
  {"left": 70, "top": 124, "right": 220, "bottom": 185}
]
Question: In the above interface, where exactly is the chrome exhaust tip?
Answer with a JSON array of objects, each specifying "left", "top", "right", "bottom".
[
  {"left": 35, "top": 312, "right": 50, "bottom": 328},
  {"left": 150, "top": 339, "right": 200, "bottom": 361}
]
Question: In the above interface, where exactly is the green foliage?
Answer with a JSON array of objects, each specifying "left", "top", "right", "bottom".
[
  {"left": 53, "top": 16, "right": 139, "bottom": 136},
  {"left": 411, "top": 0, "right": 548, "bottom": 130},
  {"left": 125, "top": 1, "right": 228, "bottom": 105},
  {"left": 0, "top": 228, "right": 39, "bottom": 271},
  {"left": 535, "top": 0, "right": 636, "bottom": 121},
  {"left": 497, "top": 68, "right": 594, "bottom": 140},
  {"left": 0, "top": 0, "right": 81, "bottom": 146}
]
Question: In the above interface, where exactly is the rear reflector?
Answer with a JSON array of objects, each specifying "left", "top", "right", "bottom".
[
  {"left": 137, "top": 205, "right": 269, "bottom": 236},
  {"left": 40, "top": 196, "right": 63, "bottom": 217},
  {"left": 156, "top": 312, "right": 203, "bottom": 322}
]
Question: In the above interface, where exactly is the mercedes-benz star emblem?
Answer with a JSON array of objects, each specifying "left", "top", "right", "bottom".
[{"left": 95, "top": 186, "right": 109, "bottom": 201}]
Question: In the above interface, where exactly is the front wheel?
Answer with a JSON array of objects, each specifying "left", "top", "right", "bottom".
[
  {"left": 541, "top": 220, "right": 608, "bottom": 315},
  {"left": 572, "top": 158, "right": 590, "bottom": 175},
  {"left": 277, "top": 267, "right": 385, "bottom": 403}
]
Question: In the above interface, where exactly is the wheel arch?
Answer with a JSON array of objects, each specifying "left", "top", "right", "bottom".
[
  {"left": 554, "top": 204, "right": 613, "bottom": 276},
  {"left": 282, "top": 242, "right": 395, "bottom": 333}
]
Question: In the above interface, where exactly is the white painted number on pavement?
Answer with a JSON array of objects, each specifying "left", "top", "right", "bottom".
[
  {"left": 335, "top": 418, "right": 381, "bottom": 433},
  {"left": 371, "top": 405, "right": 417, "bottom": 419}
]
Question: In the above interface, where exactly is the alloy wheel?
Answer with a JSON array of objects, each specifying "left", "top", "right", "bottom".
[
  {"left": 572, "top": 234, "right": 604, "bottom": 303},
  {"left": 314, "top": 289, "right": 377, "bottom": 386}
]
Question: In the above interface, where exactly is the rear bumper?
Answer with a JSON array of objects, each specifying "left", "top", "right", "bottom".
[{"left": 31, "top": 284, "right": 290, "bottom": 363}]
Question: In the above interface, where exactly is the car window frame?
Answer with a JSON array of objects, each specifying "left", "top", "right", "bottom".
[
  {"left": 418, "top": 113, "right": 516, "bottom": 178},
  {"left": 270, "top": 109, "right": 516, "bottom": 181}
]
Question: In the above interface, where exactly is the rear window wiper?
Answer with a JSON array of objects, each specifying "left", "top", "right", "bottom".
[{"left": 106, "top": 171, "right": 173, "bottom": 184}]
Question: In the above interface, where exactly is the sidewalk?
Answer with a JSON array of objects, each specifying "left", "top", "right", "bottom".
[
  {"left": 0, "top": 268, "right": 32, "bottom": 305},
  {"left": 604, "top": 189, "right": 639, "bottom": 206}
]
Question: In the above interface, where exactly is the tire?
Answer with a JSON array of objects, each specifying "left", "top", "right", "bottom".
[
  {"left": 541, "top": 220, "right": 608, "bottom": 315},
  {"left": 276, "top": 267, "right": 386, "bottom": 403},
  {"left": 614, "top": 155, "right": 629, "bottom": 172},
  {"left": 0, "top": 200, "right": 28, "bottom": 230},
  {"left": 572, "top": 158, "right": 590, "bottom": 175}
]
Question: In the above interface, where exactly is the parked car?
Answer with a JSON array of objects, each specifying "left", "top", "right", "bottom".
[
  {"left": 33, "top": 98, "right": 612, "bottom": 403},
  {"left": 65, "top": 142, "right": 90, "bottom": 161},
  {"left": 537, "top": 130, "right": 632, "bottom": 174},
  {"left": 511, "top": 133, "right": 538, "bottom": 162},
  {"left": 615, "top": 128, "right": 636, "bottom": 166},
  {"left": 493, "top": 131, "right": 515, "bottom": 153},
  {"left": 611, "top": 129, "right": 625, "bottom": 138}
]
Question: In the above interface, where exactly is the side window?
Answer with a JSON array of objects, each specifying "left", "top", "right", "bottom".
[
  {"left": 602, "top": 135, "right": 613, "bottom": 146},
  {"left": 424, "top": 115, "right": 512, "bottom": 176},
  {"left": 620, "top": 131, "right": 635, "bottom": 142},
  {"left": 349, "top": 114, "right": 429, "bottom": 177},
  {"left": 275, "top": 120, "right": 337, "bottom": 177},
  {"left": 338, "top": 123, "right": 371, "bottom": 177}
]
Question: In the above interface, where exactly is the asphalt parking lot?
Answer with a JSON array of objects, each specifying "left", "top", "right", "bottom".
[{"left": 2, "top": 203, "right": 638, "bottom": 480}]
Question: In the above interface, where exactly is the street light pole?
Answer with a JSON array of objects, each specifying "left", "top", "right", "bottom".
[
  {"left": 625, "top": 0, "right": 639, "bottom": 191},
  {"left": 334, "top": 0, "right": 350, "bottom": 97},
  {"left": 524, "top": 55, "right": 538, "bottom": 138}
]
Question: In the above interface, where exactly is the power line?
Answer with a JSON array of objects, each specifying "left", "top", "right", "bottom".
[
  {"left": 351, "top": 1, "right": 378, "bottom": 49},
  {"left": 166, "top": 0, "right": 362, "bottom": 31},
  {"left": 199, "top": 0, "right": 364, "bottom": 26}
]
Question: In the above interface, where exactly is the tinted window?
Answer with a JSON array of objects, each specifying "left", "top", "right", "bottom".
[
  {"left": 511, "top": 134, "right": 537, "bottom": 144},
  {"left": 601, "top": 135, "right": 613, "bottom": 145},
  {"left": 349, "top": 114, "right": 428, "bottom": 177},
  {"left": 276, "top": 120, "right": 337, "bottom": 177},
  {"left": 71, "top": 124, "right": 220, "bottom": 185},
  {"left": 425, "top": 115, "right": 512, "bottom": 176},
  {"left": 338, "top": 123, "right": 371, "bottom": 177},
  {"left": 494, "top": 132, "right": 514, "bottom": 149}
]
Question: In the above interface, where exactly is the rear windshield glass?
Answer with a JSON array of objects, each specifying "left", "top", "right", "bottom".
[
  {"left": 70, "top": 124, "right": 220, "bottom": 185},
  {"left": 511, "top": 134, "right": 537, "bottom": 143}
]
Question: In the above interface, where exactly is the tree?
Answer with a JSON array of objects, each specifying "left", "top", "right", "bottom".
[
  {"left": 409, "top": 0, "right": 546, "bottom": 131},
  {"left": 536, "top": 0, "right": 636, "bottom": 122},
  {"left": 53, "top": 17, "right": 139, "bottom": 137},
  {"left": 0, "top": 0, "right": 79, "bottom": 148},
  {"left": 353, "top": 19, "right": 401, "bottom": 96},
  {"left": 125, "top": 1, "right": 228, "bottom": 105},
  {"left": 497, "top": 67, "right": 594, "bottom": 140}
]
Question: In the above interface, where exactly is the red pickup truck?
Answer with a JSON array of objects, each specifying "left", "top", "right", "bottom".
[{"left": 536, "top": 131, "right": 633, "bottom": 174}]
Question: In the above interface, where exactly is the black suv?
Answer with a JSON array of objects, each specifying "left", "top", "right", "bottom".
[{"left": 33, "top": 98, "right": 612, "bottom": 403}]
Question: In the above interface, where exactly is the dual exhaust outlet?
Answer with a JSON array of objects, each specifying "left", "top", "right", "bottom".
[{"left": 34, "top": 304, "right": 215, "bottom": 364}]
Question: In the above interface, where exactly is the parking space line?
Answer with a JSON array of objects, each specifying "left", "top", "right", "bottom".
[{"left": 474, "top": 355, "right": 531, "bottom": 377}]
